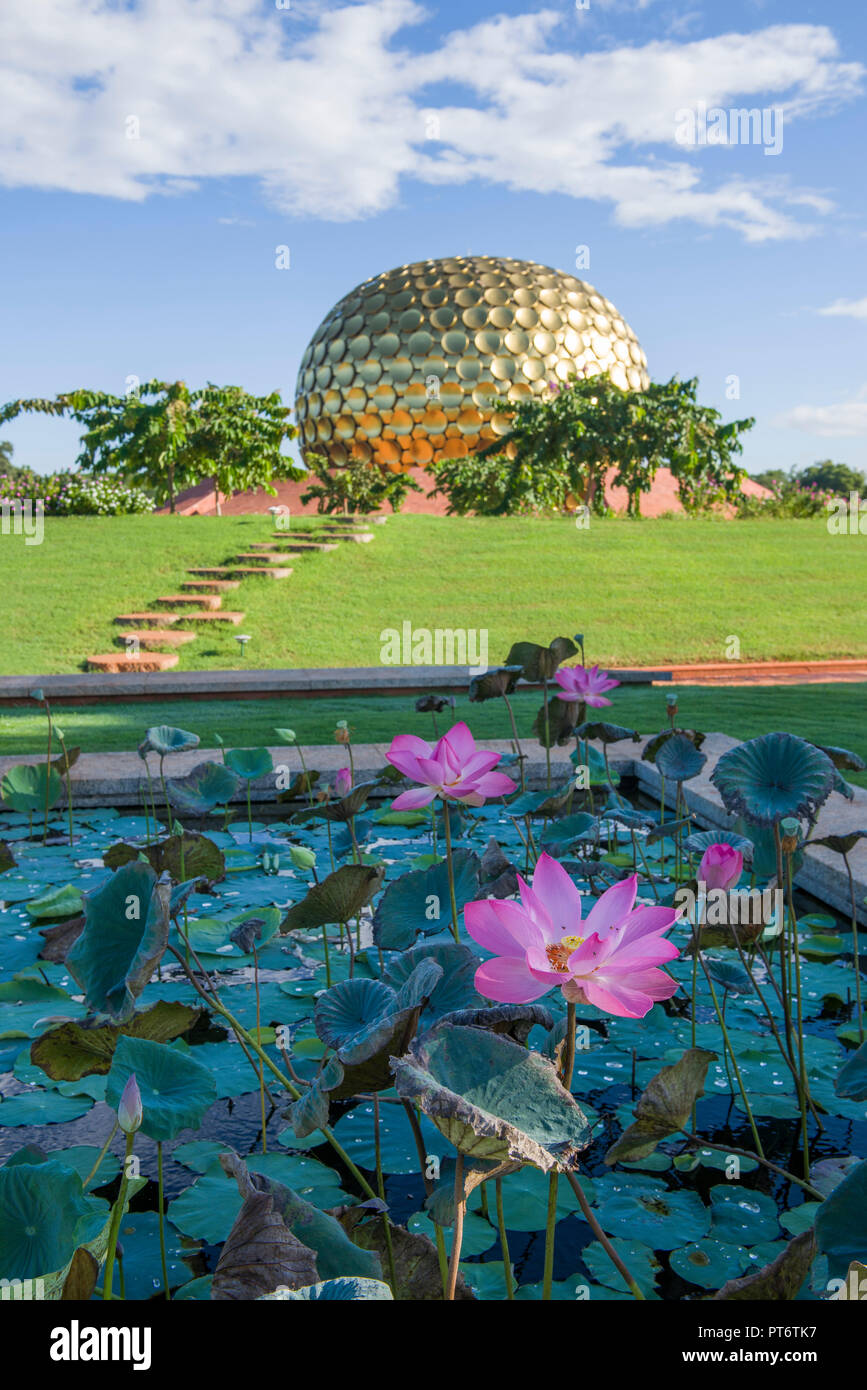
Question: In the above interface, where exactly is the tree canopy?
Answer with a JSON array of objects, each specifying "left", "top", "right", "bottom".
[
  {"left": 431, "top": 375, "right": 754, "bottom": 516},
  {"left": 0, "top": 381, "right": 301, "bottom": 511}
]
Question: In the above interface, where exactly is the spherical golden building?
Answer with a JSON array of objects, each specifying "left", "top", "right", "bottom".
[{"left": 294, "top": 255, "right": 649, "bottom": 471}]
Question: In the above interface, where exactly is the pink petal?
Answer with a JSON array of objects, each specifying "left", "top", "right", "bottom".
[
  {"left": 441, "top": 721, "right": 476, "bottom": 764},
  {"left": 387, "top": 749, "right": 430, "bottom": 781},
  {"left": 583, "top": 875, "right": 638, "bottom": 936},
  {"left": 464, "top": 899, "right": 527, "bottom": 957},
  {"left": 475, "top": 956, "right": 549, "bottom": 1004},
  {"left": 391, "top": 786, "right": 437, "bottom": 810},
  {"left": 531, "top": 853, "right": 583, "bottom": 929},
  {"left": 473, "top": 771, "right": 516, "bottom": 798}
]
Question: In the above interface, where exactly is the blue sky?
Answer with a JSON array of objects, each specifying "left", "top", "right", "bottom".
[{"left": 0, "top": 0, "right": 865, "bottom": 476}]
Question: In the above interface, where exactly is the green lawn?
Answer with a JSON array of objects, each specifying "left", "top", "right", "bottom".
[
  {"left": 1, "top": 513, "right": 865, "bottom": 674},
  {"left": 3, "top": 684, "right": 865, "bottom": 787}
]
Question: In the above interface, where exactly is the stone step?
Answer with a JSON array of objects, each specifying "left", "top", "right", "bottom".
[
  {"left": 153, "top": 593, "right": 223, "bottom": 610},
  {"left": 115, "top": 629, "right": 197, "bottom": 650},
  {"left": 115, "top": 612, "right": 182, "bottom": 627},
  {"left": 267, "top": 539, "right": 338, "bottom": 552},
  {"left": 87, "top": 653, "right": 180, "bottom": 672},
  {"left": 178, "top": 611, "right": 247, "bottom": 625},
  {"left": 187, "top": 565, "right": 293, "bottom": 579},
  {"left": 258, "top": 531, "right": 373, "bottom": 544},
  {"left": 182, "top": 579, "right": 241, "bottom": 592},
  {"left": 233, "top": 551, "right": 293, "bottom": 563}
]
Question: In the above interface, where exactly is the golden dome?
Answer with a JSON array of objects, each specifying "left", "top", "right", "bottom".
[{"left": 294, "top": 255, "right": 649, "bottom": 470}]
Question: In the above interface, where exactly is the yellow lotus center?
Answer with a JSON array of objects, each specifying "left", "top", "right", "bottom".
[{"left": 545, "top": 935, "right": 584, "bottom": 971}]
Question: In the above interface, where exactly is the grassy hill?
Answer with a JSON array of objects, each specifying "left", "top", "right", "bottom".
[{"left": 1, "top": 512, "right": 865, "bottom": 674}]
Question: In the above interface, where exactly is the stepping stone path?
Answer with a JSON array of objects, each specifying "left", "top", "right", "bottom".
[{"left": 86, "top": 514, "right": 384, "bottom": 670}]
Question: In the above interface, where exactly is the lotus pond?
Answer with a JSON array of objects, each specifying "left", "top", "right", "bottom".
[{"left": 1, "top": 662, "right": 866, "bottom": 1304}]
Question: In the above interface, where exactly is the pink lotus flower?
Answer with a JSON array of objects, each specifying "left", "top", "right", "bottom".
[
  {"left": 117, "top": 1074, "right": 142, "bottom": 1134},
  {"left": 334, "top": 767, "right": 352, "bottom": 798},
  {"left": 554, "top": 664, "right": 619, "bottom": 708},
  {"left": 465, "top": 852, "right": 680, "bottom": 1018},
  {"left": 386, "top": 721, "right": 515, "bottom": 810},
  {"left": 698, "top": 842, "right": 743, "bottom": 892}
]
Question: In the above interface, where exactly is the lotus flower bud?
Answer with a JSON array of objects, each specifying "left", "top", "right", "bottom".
[
  {"left": 698, "top": 842, "right": 743, "bottom": 892},
  {"left": 117, "top": 1074, "right": 142, "bottom": 1134},
  {"left": 289, "top": 846, "right": 316, "bottom": 870},
  {"left": 334, "top": 721, "right": 350, "bottom": 745},
  {"left": 334, "top": 767, "right": 352, "bottom": 797},
  {"left": 30, "top": 688, "right": 44, "bottom": 702}
]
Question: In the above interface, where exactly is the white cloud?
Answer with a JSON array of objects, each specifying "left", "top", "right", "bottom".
[
  {"left": 818, "top": 296, "right": 867, "bottom": 319},
  {"left": 775, "top": 386, "right": 867, "bottom": 437},
  {"left": 0, "top": 1, "right": 861, "bottom": 239}
]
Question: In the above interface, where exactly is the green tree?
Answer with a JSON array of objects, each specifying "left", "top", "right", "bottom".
[
  {"left": 797, "top": 460, "right": 866, "bottom": 496},
  {"left": 0, "top": 439, "right": 12, "bottom": 470},
  {"left": 431, "top": 375, "right": 753, "bottom": 517},
  {"left": 0, "top": 381, "right": 301, "bottom": 512}
]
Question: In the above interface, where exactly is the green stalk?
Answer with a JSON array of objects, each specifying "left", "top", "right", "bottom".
[
  {"left": 843, "top": 853, "right": 864, "bottom": 1043},
  {"left": 564, "top": 1171, "right": 645, "bottom": 1299},
  {"left": 785, "top": 853, "right": 810, "bottom": 1178},
  {"left": 157, "top": 1142, "right": 171, "bottom": 1300},
  {"left": 102, "top": 1132, "right": 135, "bottom": 1300},
  {"left": 442, "top": 801, "right": 461, "bottom": 944},
  {"left": 446, "top": 1153, "right": 466, "bottom": 1301},
  {"left": 56, "top": 729, "right": 75, "bottom": 847},
  {"left": 495, "top": 1176, "right": 514, "bottom": 1300},
  {"left": 699, "top": 953, "right": 765, "bottom": 1159},
  {"left": 166, "top": 943, "right": 377, "bottom": 1198},
  {"left": 542, "top": 1171, "right": 559, "bottom": 1300},
  {"left": 42, "top": 697, "right": 53, "bottom": 843},
  {"left": 541, "top": 677, "right": 552, "bottom": 790},
  {"left": 502, "top": 693, "right": 526, "bottom": 792},
  {"left": 374, "top": 1096, "right": 398, "bottom": 1298},
  {"left": 82, "top": 1121, "right": 119, "bottom": 1190}
]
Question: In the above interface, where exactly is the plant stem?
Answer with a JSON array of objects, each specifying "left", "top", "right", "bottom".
[
  {"left": 102, "top": 1132, "right": 134, "bottom": 1300},
  {"left": 561, "top": 1001, "right": 576, "bottom": 1090},
  {"left": 82, "top": 1120, "right": 119, "bottom": 1189},
  {"left": 784, "top": 852, "right": 810, "bottom": 1179},
  {"left": 564, "top": 1170, "right": 645, "bottom": 1300},
  {"left": 446, "top": 1153, "right": 466, "bottom": 1301},
  {"left": 542, "top": 677, "right": 552, "bottom": 790},
  {"left": 502, "top": 693, "right": 525, "bottom": 793},
  {"left": 495, "top": 1176, "right": 514, "bottom": 1300},
  {"left": 678, "top": 1133, "right": 824, "bottom": 1201},
  {"left": 698, "top": 953, "right": 765, "bottom": 1160},
  {"left": 542, "top": 1171, "right": 558, "bottom": 1300},
  {"left": 374, "top": 1095, "right": 398, "bottom": 1298},
  {"left": 844, "top": 853, "right": 865, "bottom": 1043},
  {"left": 442, "top": 801, "right": 461, "bottom": 944},
  {"left": 166, "top": 943, "right": 377, "bottom": 1198},
  {"left": 157, "top": 1141, "right": 171, "bottom": 1300}
]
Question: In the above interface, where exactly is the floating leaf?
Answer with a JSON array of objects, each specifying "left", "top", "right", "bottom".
[
  {"left": 105, "top": 1035, "right": 217, "bottom": 1142},
  {"left": 166, "top": 761, "right": 241, "bottom": 814},
  {"left": 391, "top": 1022, "right": 591, "bottom": 1172},
  {"left": 31, "top": 1001, "right": 202, "bottom": 1081},
  {"left": 372, "top": 850, "right": 480, "bottom": 950},
  {"left": 815, "top": 1156, "right": 867, "bottom": 1279},
  {"left": 279, "top": 863, "right": 385, "bottom": 932},
  {"left": 0, "top": 1160, "right": 109, "bottom": 1285},
  {"left": 66, "top": 862, "right": 171, "bottom": 1020},
  {"left": 25, "top": 884, "right": 83, "bottom": 920},
  {"left": 0, "top": 763, "right": 62, "bottom": 815},
  {"left": 713, "top": 1229, "right": 816, "bottom": 1300},
  {"left": 835, "top": 1042, "right": 867, "bottom": 1101},
  {"left": 605, "top": 1049, "right": 716, "bottom": 1165},
  {"left": 104, "top": 830, "right": 225, "bottom": 887}
]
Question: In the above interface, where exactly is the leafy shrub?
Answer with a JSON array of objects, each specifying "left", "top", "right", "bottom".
[
  {"left": 736, "top": 476, "right": 833, "bottom": 519},
  {"left": 0, "top": 469, "right": 152, "bottom": 516},
  {"left": 300, "top": 454, "right": 422, "bottom": 514}
]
